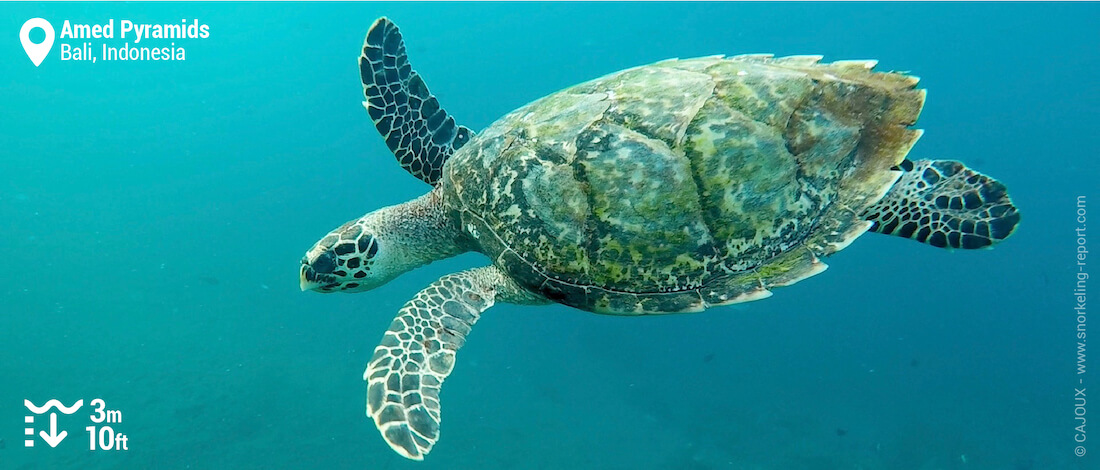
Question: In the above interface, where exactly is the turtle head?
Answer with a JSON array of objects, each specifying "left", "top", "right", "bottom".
[
  {"left": 300, "top": 213, "right": 398, "bottom": 293},
  {"left": 300, "top": 193, "right": 466, "bottom": 294}
]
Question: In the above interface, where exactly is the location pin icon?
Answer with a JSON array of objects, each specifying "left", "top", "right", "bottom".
[{"left": 20, "top": 18, "right": 55, "bottom": 67}]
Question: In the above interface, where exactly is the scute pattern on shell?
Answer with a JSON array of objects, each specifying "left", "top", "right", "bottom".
[{"left": 443, "top": 54, "right": 925, "bottom": 314}]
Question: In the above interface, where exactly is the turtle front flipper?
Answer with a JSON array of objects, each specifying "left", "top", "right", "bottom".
[
  {"left": 862, "top": 159, "right": 1020, "bottom": 249},
  {"left": 364, "top": 266, "right": 544, "bottom": 460},
  {"left": 359, "top": 17, "right": 473, "bottom": 186}
]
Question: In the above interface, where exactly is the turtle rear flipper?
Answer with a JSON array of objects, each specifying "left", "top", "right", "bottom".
[
  {"left": 360, "top": 17, "right": 473, "bottom": 186},
  {"left": 863, "top": 159, "right": 1020, "bottom": 249}
]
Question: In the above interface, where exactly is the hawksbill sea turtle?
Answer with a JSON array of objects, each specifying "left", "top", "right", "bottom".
[{"left": 299, "top": 17, "right": 1020, "bottom": 460}]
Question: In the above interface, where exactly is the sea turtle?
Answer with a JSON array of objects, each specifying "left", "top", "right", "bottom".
[{"left": 300, "top": 17, "right": 1020, "bottom": 460}]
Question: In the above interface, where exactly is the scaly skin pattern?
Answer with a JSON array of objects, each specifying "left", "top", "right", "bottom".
[
  {"left": 364, "top": 265, "right": 543, "bottom": 460},
  {"left": 443, "top": 55, "right": 926, "bottom": 314}
]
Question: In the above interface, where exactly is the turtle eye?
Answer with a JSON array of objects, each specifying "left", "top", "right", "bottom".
[
  {"left": 358, "top": 235, "right": 379, "bottom": 259},
  {"left": 311, "top": 251, "right": 337, "bottom": 274}
]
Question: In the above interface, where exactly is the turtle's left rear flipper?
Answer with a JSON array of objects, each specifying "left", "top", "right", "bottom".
[
  {"left": 862, "top": 159, "right": 1020, "bottom": 249},
  {"left": 360, "top": 17, "right": 473, "bottom": 186}
]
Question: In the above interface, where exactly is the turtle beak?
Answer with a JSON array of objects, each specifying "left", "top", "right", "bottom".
[
  {"left": 299, "top": 263, "right": 319, "bottom": 291},
  {"left": 299, "top": 258, "right": 326, "bottom": 292}
]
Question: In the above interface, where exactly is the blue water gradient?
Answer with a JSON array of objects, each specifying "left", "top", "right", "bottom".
[{"left": 1, "top": 2, "right": 1097, "bottom": 469}]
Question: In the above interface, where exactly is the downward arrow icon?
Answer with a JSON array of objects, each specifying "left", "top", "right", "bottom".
[{"left": 39, "top": 413, "right": 66, "bottom": 447}]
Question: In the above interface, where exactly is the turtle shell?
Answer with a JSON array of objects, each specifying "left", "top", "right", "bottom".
[{"left": 441, "top": 55, "right": 925, "bottom": 314}]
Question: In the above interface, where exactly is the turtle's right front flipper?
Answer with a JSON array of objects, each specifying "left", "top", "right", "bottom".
[
  {"left": 360, "top": 18, "right": 473, "bottom": 186},
  {"left": 862, "top": 159, "right": 1020, "bottom": 249},
  {"left": 364, "top": 266, "right": 543, "bottom": 460}
]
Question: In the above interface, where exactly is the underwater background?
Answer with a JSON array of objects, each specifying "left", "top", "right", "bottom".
[{"left": 1, "top": 2, "right": 1097, "bottom": 469}]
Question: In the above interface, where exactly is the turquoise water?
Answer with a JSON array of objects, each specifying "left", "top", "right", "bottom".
[{"left": 1, "top": 2, "right": 1096, "bottom": 469}]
